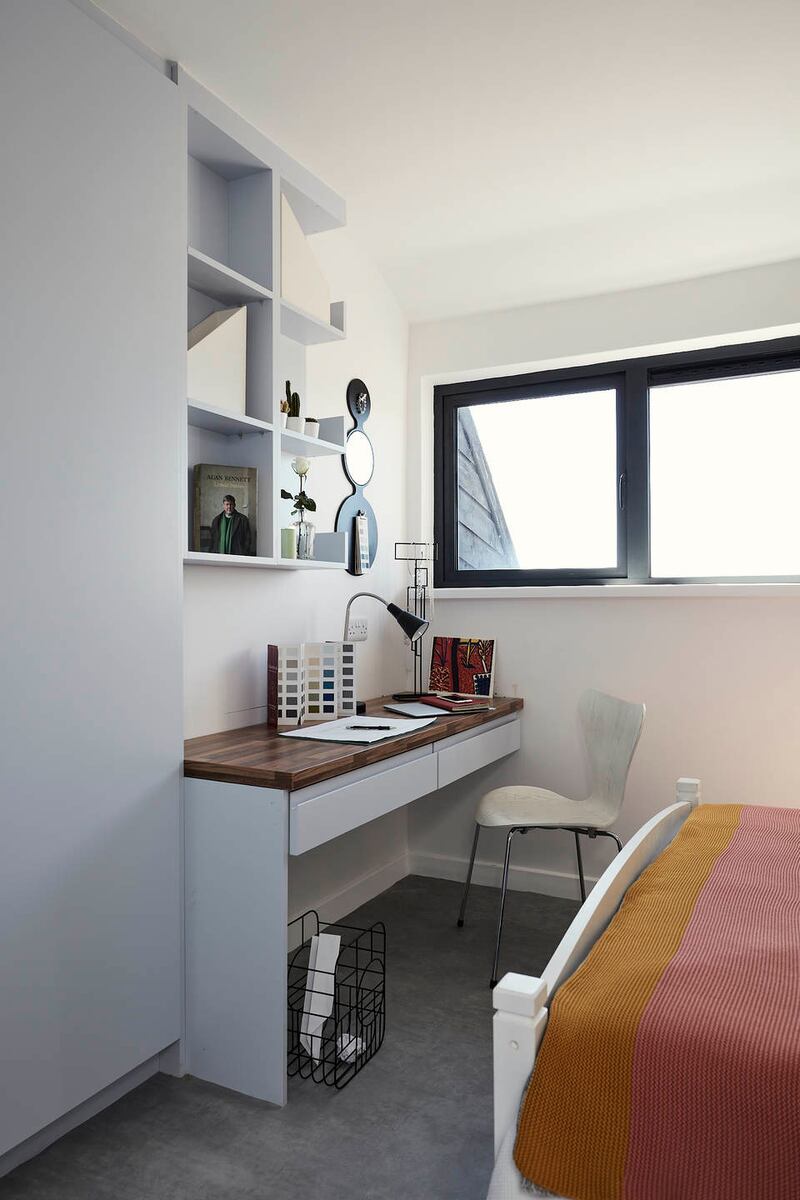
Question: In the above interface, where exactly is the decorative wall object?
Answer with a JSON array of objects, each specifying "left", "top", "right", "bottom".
[
  {"left": 187, "top": 306, "right": 247, "bottom": 414},
  {"left": 281, "top": 193, "right": 331, "bottom": 323},
  {"left": 193, "top": 463, "right": 257, "bottom": 554},
  {"left": 267, "top": 642, "right": 356, "bottom": 727},
  {"left": 393, "top": 542, "right": 437, "bottom": 699},
  {"left": 335, "top": 379, "right": 377, "bottom": 574},
  {"left": 428, "top": 636, "right": 496, "bottom": 698}
]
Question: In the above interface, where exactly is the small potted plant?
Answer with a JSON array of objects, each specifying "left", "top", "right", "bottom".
[
  {"left": 281, "top": 457, "right": 316, "bottom": 559},
  {"left": 280, "top": 397, "right": 289, "bottom": 429},
  {"left": 284, "top": 380, "right": 304, "bottom": 433},
  {"left": 304, "top": 416, "right": 320, "bottom": 438}
]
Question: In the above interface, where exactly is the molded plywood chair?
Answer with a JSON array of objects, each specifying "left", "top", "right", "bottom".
[{"left": 457, "top": 688, "right": 646, "bottom": 986}]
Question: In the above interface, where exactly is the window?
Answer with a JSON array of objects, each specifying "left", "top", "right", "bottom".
[{"left": 433, "top": 338, "right": 800, "bottom": 587}]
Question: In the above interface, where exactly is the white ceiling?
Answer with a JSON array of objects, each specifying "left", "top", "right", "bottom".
[{"left": 98, "top": 0, "right": 800, "bottom": 322}]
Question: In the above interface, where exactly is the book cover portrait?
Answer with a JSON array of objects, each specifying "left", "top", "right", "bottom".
[{"left": 193, "top": 464, "right": 257, "bottom": 555}]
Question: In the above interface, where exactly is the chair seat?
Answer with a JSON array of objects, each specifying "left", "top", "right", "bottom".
[{"left": 476, "top": 785, "right": 616, "bottom": 830}]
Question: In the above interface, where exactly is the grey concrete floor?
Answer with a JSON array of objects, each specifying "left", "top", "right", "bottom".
[{"left": 0, "top": 876, "right": 578, "bottom": 1200}]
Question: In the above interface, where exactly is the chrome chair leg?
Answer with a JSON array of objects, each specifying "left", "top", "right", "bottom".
[
  {"left": 574, "top": 831, "right": 586, "bottom": 902},
  {"left": 592, "top": 828, "right": 622, "bottom": 854},
  {"left": 490, "top": 827, "right": 519, "bottom": 988},
  {"left": 457, "top": 823, "right": 481, "bottom": 928}
]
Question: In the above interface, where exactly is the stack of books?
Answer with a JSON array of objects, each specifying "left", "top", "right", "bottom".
[{"left": 421, "top": 693, "right": 493, "bottom": 713}]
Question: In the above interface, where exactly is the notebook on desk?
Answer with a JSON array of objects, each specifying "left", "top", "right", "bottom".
[
  {"left": 279, "top": 714, "right": 436, "bottom": 744},
  {"left": 383, "top": 701, "right": 449, "bottom": 718}
]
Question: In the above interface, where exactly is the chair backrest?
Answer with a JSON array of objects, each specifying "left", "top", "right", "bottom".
[{"left": 578, "top": 688, "right": 645, "bottom": 823}]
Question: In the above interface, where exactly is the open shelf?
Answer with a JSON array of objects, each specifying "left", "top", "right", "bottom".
[
  {"left": 274, "top": 530, "right": 348, "bottom": 570},
  {"left": 184, "top": 552, "right": 345, "bottom": 571},
  {"left": 274, "top": 557, "right": 346, "bottom": 570},
  {"left": 280, "top": 299, "right": 345, "bottom": 346},
  {"left": 185, "top": 552, "right": 276, "bottom": 569},
  {"left": 188, "top": 400, "right": 273, "bottom": 438},
  {"left": 281, "top": 426, "right": 345, "bottom": 457},
  {"left": 188, "top": 247, "right": 272, "bottom": 305}
]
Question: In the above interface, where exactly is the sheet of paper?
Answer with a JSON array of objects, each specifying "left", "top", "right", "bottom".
[
  {"left": 383, "top": 701, "right": 446, "bottom": 718},
  {"left": 280, "top": 715, "right": 436, "bottom": 744},
  {"left": 300, "top": 932, "right": 341, "bottom": 1063}
]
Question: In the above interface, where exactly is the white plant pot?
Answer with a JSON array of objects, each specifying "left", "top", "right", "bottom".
[
  {"left": 304, "top": 420, "right": 320, "bottom": 439},
  {"left": 280, "top": 411, "right": 288, "bottom": 429},
  {"left": 285, "top": 416, "right": 304, "bottom": 433}
]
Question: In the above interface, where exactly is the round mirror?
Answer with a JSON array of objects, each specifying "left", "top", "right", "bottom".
[{"left": 344, "top": 429, "right": 374, "bottom": 486}]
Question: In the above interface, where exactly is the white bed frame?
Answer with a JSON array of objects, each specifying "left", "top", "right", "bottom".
[{"left": 491, "top": 779, "right": 702, "bottom": 1160}]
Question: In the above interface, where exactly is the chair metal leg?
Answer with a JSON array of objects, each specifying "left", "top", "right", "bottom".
[
  {"left": 490, "top": 828, "right": 519, "bottom": 988},
  {"left": 592, "top": 828, "right": 622, "bottom": 854},
  {"left": 457, "top": 823, "right": 481, "bottom": 928},
  {"left": 603, "top": 830, "right": 623, "bottom": 854},
  {"left": 574, "top": 831, "right": 586, "bottom": 903}
]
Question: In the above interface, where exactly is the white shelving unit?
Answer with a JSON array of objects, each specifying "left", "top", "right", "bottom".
[
  {"left": 280, "top": 416, "right": 346, "bottom": 458},
  {"left": 184, "top": 551, "right": 277, "bottom": 569},
  {"left": 188, "top": 247, "right": 273, "bottom": 305},
  {"left": 279, "top": 298, "right": 346, "bottom": 346},
  {"left": 184, "top": 554, "right": 346, "bottom": 569},
  {"left": 273, "top": 558, "right": 344, "bottom": 570},
  {"left": 188, "top": 400, "right": 273, "bottom": 438},
  {"left": 180, "top": 70, "right": 348, "bottom": 571}
]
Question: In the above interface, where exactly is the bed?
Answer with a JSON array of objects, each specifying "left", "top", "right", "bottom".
[{"left": 486, "top": 779, "right": 800, "bottom": 1199}]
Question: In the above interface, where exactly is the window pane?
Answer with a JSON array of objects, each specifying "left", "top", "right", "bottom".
[
  {"left": 457, "top": 389, "right": 618, "bottom": 572},
  {"left": 650, "top": 369, "right": 800, "bottom": 577}
]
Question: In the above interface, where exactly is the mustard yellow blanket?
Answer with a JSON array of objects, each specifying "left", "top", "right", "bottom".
[{"left": 514, "top": 804, "right": 800, "bottom": 1200}]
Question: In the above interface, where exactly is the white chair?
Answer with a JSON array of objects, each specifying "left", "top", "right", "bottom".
[{"left": 457, "top": 688, "right": 646, "bottom": 986}]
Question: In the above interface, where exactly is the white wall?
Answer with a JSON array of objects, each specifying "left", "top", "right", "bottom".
[
  {"left": 406, "top": 260, "right": 800, "bottom": 898},
  {"left": 184, "top": 228, "right": 412, "bottom": 919}
]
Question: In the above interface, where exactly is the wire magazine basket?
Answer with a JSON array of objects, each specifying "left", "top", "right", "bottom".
[{"left": 287, "top": 909, "right": 386, "bottom": 1089}]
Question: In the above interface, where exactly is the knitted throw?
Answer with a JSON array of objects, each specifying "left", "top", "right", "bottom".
[{"left": 514, "top": 803, "right": 800, "bottom": 1200}]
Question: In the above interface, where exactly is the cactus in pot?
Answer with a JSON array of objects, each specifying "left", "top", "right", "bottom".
[{"left": 285, "top": 380, "right": 303, "bottom": 432}]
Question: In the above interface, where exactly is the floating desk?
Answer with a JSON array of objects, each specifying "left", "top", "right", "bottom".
[{"left": 184, "top": 696, "right": 523, "bottom": 1104}]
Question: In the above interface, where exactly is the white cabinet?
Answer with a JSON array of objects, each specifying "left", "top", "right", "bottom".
[{"left": 0, "top": 0, "right": 184, "bottom": 1158}]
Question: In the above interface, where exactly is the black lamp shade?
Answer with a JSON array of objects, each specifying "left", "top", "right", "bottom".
[{"left": 386, "top": 603, "right": 428, "bottom": 643}]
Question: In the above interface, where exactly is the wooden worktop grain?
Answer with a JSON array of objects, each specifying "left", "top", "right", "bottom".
[{"left": 184, "top": 696, "right": 523, "bottom": 791}]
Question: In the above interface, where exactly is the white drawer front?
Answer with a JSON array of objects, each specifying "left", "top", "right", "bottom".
[
  {"left": 437, "top": 718, "right": 521, "bottom": 789},
  {"left": 290, "top": 752, "right": 438, "bottom": 855}
]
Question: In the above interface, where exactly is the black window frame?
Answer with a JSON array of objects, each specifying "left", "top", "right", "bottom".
[{"left": 433, "top": 336, "right": 800, "bottom": 588}]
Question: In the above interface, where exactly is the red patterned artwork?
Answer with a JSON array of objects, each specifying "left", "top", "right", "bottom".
[{"left": 428, "top": 636, "right": 496, "bottom": 698}]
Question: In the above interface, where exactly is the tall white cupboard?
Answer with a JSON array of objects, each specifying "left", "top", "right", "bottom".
[{"left": 0, "top": 0, "right": 184, "bottom": 1160}]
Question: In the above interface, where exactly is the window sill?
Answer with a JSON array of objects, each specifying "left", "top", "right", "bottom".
[{"left": 432, "top": 583, "right": 800, "bottom": 600}]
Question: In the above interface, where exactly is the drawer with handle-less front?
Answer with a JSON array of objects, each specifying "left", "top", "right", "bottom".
[
  {"left": 289, "top": 747, "right": 438, "bottom": 854},
  {"left": 436, "top": 715, "right": 521, "bottom": 789}
]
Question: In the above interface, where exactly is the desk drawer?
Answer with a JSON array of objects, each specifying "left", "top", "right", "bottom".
[
  {"left": 437, "top": 717, "right": 521, "bottom": 789},
  {"left": 290, "top": 752, "right": 438, "bottom": 855}
]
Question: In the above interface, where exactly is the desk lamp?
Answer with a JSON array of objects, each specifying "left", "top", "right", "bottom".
[{"left": 342, "top": 591, "right": 428, "bottom": 710}]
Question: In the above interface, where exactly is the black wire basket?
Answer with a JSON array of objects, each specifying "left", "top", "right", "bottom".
[{"left": 287, "top": 909, "right": 386, "bottom": 1089}]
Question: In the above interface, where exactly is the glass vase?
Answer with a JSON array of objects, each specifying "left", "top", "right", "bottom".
[{"left": 294, "top": 516, "right": 316, "bottom": 561}]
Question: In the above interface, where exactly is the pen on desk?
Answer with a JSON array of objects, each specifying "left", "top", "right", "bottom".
[{"left": 346, "top": 723, "right": 392, "bottom": 730}]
